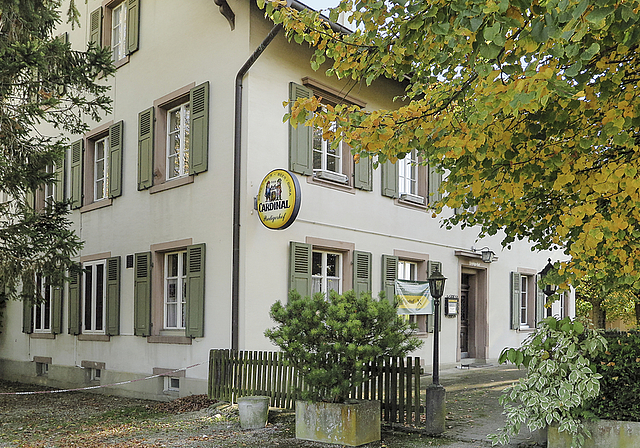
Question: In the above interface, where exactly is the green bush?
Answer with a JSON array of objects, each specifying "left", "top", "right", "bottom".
[
  {"left": 265, "top": 289, "right": 423, "bottom": 403},
  {"left": 489, "top": 317, "right": 607, "bottom": 448},
  {"left": 586, "top": 330, "right": 640, "bottom": 421}
]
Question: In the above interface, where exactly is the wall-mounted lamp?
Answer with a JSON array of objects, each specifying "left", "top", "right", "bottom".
[{"left": 472, "top": 246, "right": 495, "bottom": 263}]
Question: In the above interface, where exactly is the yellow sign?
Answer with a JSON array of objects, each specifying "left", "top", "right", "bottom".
[{"left": 256, "top": 169, "right": 301, "bottom": 230}]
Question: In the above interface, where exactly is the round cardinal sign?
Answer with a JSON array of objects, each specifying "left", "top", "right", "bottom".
[{"left": 256, "top": 169, "right": 301, "bottom": 230}]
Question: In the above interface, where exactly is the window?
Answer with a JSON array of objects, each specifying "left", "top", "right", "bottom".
[
  {"left": 164, "top": 251, "right": 187, "bottom": 329},
  {"left": 32, "top": 163, "right": 63, "bottom": 212},
  {"left": 23, "top": 276, "right": 62, "bottom": 336},
  {"left": 83, "top": 260, "right": 106, "bottom": 334},
  {"left": 510, "top": 271, "right": 544, "bottom": 330},
  {"left": 165, "top": 377, "right": 180, "bottom": 392},
  {"left": 288, "top": 80, "right": 372, "bottom": 191},
  {"left": 134, "top": 243, "right": 206, "bottom": 339},
  {"left": 89, "top": 1, "right": 139, "bottom": 66},
  {"left": 382, "top": 252, "right": 431, "bottom": 333},
  {"left": 398, "top": 260, "right": 428, "bottom": 333},
  {"left": 36, "top": 362, "right": 49, "bottom": 376},
  {"left": 399, "top": 149, "right": 418, "bottom": 196},
  {"left": 289, "top": 240, "right": 370, "bottom": 299},
  {"left": 94, "top": 136, "right": 109, "bottom": 201},
  {"left": 33, "top": 275, "right": 52, "bottom": 333},
  {"left": 166, "top": 103, "right": 190, "bottom": 180},
  {"left": 111, "top": 2, "right": 127, "bottom": 62},
  {"left": 138, "top": 82, "right": 209, "bottom": 192},
  {"left": 398, "top": 260, "right": 417, "bottom": 281},
  {"left": 312, "top": 251, "right": 342, "bottom": 296},
  {"left": 381, "top": 155, "right": 442, "bottom": 207},
  {"left": 520, "top": 275, "right": 529, "bottom": 326},
  {"left": 69, "top": 121, "right": 123, "bottom": 210},
  {"left": 68, "top": 256, "right": 121, "bottom": 337},
  {"left": 312, "top": 107, "right": 349, "bottom": 184}
]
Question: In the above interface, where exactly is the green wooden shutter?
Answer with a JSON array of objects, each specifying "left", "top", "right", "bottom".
[
  {"left": 427, "top": 260, "right": 442, "bottom": 278},
  {"left": 89, "top": 7, "right": 102, "bottom": 48},
  {"left": 68, "top": 268, "right": 81, "bottom": 335},
  {"left": 288, "top": 82, "right": 313, "bottom": 175},
  {"left": 510, "top": 272, "right": 521, "bottom": 330},
  {"left": 353, "top": 250, "right": 372, "bottom": 298},
  {"left": 428, "top": 165, "right": 442, "bottom": 204},
  {"left": 354, "top": 154, "right": 373, "bottom": 191},
  {"left": 69, "top": 139, "right": 83, "bottom": 209},
  {"left": 105, "top": 256, "right": 121, "bottom": 336},
  {"left": 189, "top": 82, "right": 209, "bottom": 175},
  {"left": 22, "top": 298, "right": 33, "bottom": 334},
  {"left": 289, "top": 242, "right": 312, "bottom": 297},
  {"left": 134, "top": 252, "right": 152, "bottom": 336},
  {"left": 186, "top": 243, "right": 206, "bottom": 338},
  {"left": 381, "top": 255, "right": 398, "bottom": 304},
  {"left": 25, "top": 189, "right": 35, "bottom": 210},
  {"left": 138, "top": 107, "right": 154, "bottom": 190},
  {"left": 535, "top": 275, "right": 546, "bottom": 328},
  {"left": 54, "top": 160, "right": 65, "bottom": 203},
  {"left": 52, "top": 284, "right": 63, "bottom": 334},
  {"left": 381, "top": 160, "right": 399, "bottom": 198},
  {"left": 108, "top": 121, "right": 123, "bottom": 198},
  {"left": 127, "top": 0, "right": 140, "bottom": 54}
]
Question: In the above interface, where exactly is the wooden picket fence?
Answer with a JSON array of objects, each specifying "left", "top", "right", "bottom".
[{"left": 208, "top": 349, "right": 424, "bottom": 426}]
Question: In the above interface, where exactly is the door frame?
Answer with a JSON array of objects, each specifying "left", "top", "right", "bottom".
[{"left": 455, "top": 252, "right": 490, "bottom": 362}]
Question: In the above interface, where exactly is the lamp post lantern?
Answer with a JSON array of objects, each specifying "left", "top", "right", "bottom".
[
  {"left": 539, "top": 258, "right": 557, "bottom": 297},
  {"left": 425, "top": 266, "right": 447, "bottom": 434}
]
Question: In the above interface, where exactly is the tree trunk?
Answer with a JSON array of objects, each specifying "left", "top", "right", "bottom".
[{"left": 592, "top": 302, "right": 606, "bottom": 329}]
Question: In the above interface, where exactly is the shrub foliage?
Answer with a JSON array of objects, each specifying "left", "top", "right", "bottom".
[
  {"left": 587, "top": 331, "right": 640, "bottom": 421},
  {"left": 265, "top": 290, "right": 423, "bottom": 403},
  {"left": 489, "top": 317, "right": 607, "bottom": 448}
]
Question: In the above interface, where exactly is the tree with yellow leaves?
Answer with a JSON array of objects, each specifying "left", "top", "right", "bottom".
[{"left": 263, "top": 0, "right": 640, "bottom": 292}]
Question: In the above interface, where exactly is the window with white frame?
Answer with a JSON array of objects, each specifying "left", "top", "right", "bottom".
[
  {"left": 94, "top": 136, "right": 109, "bottom": 201},
  {"left": 90, "top": 368, "right": 102, "bottom": 381},
  {"left": 33, "top": 275, "right": 52, "bottom": 333},
  {"left": 398, "top": 260, "right": 417, "bottom": 282},
  {"left": 164, "top": 251, "right": 187, "bottom": 329},
  {"left": 83, "top": 260, "right": 106, "bottom": 333},
  {"left": 398, "top": 260, "right": 427, "bottom": 332},
  {"left": 312, "top": 109, "right": 344, "bottom": 179},
  {"left": 520, "top": 275, "right": 529, "bottom": 327},
  {"left": 165, "top": 376, "right": 180, "bottom": 392},
  {"left": 312, "top": 251, "right": 341, "bottom": 296},
  {"left": 399, "top": 149, "right": 418, "bottom": 196},
  {"left": 166, "top": 103, "right": 191, "bottom": 180},
  {"left": 111, "top": 2, "right": 127, "bottom": 62}
]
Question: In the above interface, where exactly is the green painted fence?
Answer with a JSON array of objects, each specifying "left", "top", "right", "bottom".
[{"left": 208, "top": 349, "right": 423, "bottom": 425}]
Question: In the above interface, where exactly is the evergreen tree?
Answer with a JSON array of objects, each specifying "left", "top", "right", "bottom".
[{"left": 0, "top": 0, "right": 114, "bottom": 319}]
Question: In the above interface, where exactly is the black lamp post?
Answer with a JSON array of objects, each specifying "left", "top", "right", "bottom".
[
  {"left": 428, "top": 267, "right": 446, "bottom": 385},
  {"left": 425, "top": 266, "right": 446, "bottom": 434}
]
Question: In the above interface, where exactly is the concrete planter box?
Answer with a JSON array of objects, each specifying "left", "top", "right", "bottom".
[
  {"left": 295, "top": 400, "right": 381, "bottom": 446},
  {"left": 548, "top": 420, "right": 640, "bottom": 448},
  {"left": 237, "top": 396, "right": 270, "bottom": 429}
]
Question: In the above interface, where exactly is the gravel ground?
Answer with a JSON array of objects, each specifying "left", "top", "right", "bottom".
[{"left": 0, "top": 365, "right": 544, "bottom": 448}]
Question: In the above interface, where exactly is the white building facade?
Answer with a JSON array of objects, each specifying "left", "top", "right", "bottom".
[{"left": 0, "top": 0, "right": 572, "bottom": 400}]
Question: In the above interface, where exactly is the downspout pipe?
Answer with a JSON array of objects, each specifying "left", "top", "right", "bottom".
[{"left": 232, "top": 23, "right": 283, "bottom": 351}]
